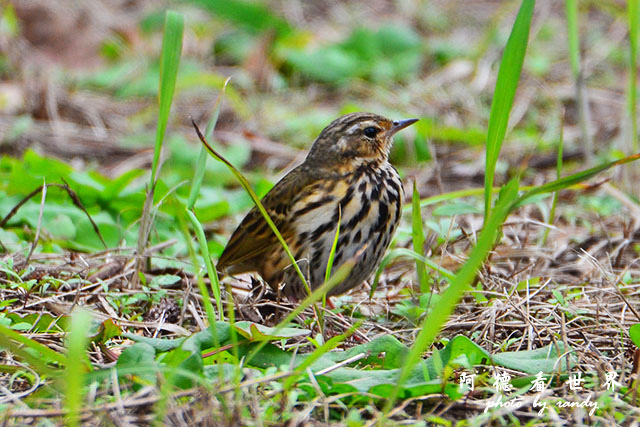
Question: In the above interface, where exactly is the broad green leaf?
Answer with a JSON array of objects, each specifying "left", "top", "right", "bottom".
[
  {"left": 102, "top": 169, "right": 145, "bottom": 199},
  {"left": 116, "top": 342, "right": 158, "bottom": 387},
  {"left": 90, "top": 319, "right": 122, "bottom": 344},
  {"left": 122, "top": 333, "right": 187, "bottom": 352},
  {"left": 234, "top": 321, "right": 311, "bottom": 341},
  {"left": 188, "top": 0, "right": 292, "bottom": 37},
  {"left": 325, "top": 335, "right": 409, "bottom": 370},
  {"left": 281, "top": 25, "right": 422, "bottom": 85},
  {"left": 424, "top": 335, "right": 491, "bottom": 380},
  {"left": 493, "top": 341, "right": 575, "bottom": 374},
  {"left": 119, "top": 325, "right": 569, "bottom": 401},
  {"left": 630, "top": 324, "right": 640, "bottom": 348},
  {"left": 416, "top": 118, "right": 486, "bottom": 146},
  {"left": 46, "top": 214, "right": 76, "bottom": 240},
  {"left": 149, "top": 274, "right": 181, "bottom": 287},
  {"left": 285, "top": 48, "right": 360, "bottom": 84},
  {"left": 4, "top": 312, "right": 70, "bottom": 333}
]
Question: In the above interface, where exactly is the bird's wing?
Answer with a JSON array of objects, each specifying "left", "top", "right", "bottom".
[{"left": 217, "top": 166, "right": 316, "bottom": 272}]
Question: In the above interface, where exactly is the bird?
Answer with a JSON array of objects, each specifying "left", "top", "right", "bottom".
[{"left": 217, "top": 112, "right": 418, "bottom": 301}]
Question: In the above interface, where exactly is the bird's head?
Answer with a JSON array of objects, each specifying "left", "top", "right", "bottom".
[{"left": 305, "top": 112, "right": 418, "bottom": 166}]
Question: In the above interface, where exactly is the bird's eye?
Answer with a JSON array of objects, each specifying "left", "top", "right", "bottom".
[{"left": 363, "top": 126, "right": 378, "bottom": 138}]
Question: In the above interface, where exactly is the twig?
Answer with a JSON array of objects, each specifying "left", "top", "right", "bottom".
[
  {"left": 0, "top": 182, "right": 107, "bottom": 248},
  {"left": 25, "top": 182, "right": 47, "bottom": 265},
  {"left": 315, "top": 353, "right": 367, "bottom": 375}
]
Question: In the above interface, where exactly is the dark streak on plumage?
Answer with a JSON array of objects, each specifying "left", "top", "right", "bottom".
[
  {"left": 371, "top": 182, "right": 380, "bottom": 200},
  {"left": 347, "top": 197, "right": 370, "bottom": 230},
  {"left": 294, "top": 195, "right": 335, "bottom": 216},
  {"left": 311, "top": 221, "right": 334, "bottom": 242},
  {"left": 374, "top": 202, "right": 389, "bottom": 233}
]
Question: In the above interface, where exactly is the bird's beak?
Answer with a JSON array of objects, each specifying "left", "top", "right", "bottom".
[{"left": 389, "top": 118, "right": 419, "bottom": 136}]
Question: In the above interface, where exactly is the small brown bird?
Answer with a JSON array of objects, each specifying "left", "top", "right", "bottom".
[{"left": 218, "top": 112, "right": 418, "bottom": 300}]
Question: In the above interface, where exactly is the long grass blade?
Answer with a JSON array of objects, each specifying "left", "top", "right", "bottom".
[
  {"left": 629, "top": 0, "right": 639, "bottom": 152},
  {"left": 383, "top": 177, "right": 521, "bottom": 415},
  {"left": 151, "top": 11, "right": 184, "bottom": 185},
  {"left": 0, "top": 322, "right": 67, "bottom": 367},
  {"left": 187, "top": 78, "right": 231, "bottom": 209},
  {"left": 135, "top": 11, "right": 184, "bottom": 287},
  {"left": 324, "top": 206, "right": 341, "bottom": 285},
  {"left": 64, "top": 309, "right": 92, "bottom": 427},
  {"left": 185, "top": 78, "right": 231, "bottom": 320},
  {"left": 540, "top": 117, "right": 564, "bottom": 246},
  {"left": 186, "top": 209, "right": 224, "bottom": 320},
  {"left": 412, "top": 180, "right": 429, "bottom": 292},
  {"left": 516, "top": 153, "right": 640, "bottom": 206},
  {"left": 484, "top": 0, "right": 535, "bottom": 218},
  {"left": 320, "top": 204, "right": 341, "bottom": 332},
  {"left": 566, "top": 0, "right": 593, "bottom": 165},
  {"left": 566, "top": 0, "right": 580, "bottom": 78}
]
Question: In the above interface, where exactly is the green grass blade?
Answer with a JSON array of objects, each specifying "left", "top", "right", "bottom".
[
  {"left": 320, "top": 205, "right": 341, "bottom": 331},
  {"left": 186, "top": 209, "right": 224, "bottom": 320},
  {"left": 540, "top": 121, "right": 564, "bottom": 246},
  {"left": 383, "top": 176, "right": 521, "bottom": 415},
  {"left": 484, "top": 0, "right": 535, "bottom": 218},
  {"left": 176, "top": 210, "right": 221, "bottom": 363},
  {"left": 629, "top": 0, "right": 639, "bottom": 152},
  {"left": 64, "top": 309, "right": 92, "bottom": 427},
  {"left": 516, "top": 153, "right": 640, "bottom": 206},
  {"left": 566, "top": 0, "right": 593, "bottom": 165},
  {"left": 184, "top": 78, "right": 230, "bottom": 321},
  {"left": 324, "top": 207, "right": 341, "bottom": 285},
  {"left": 412, "top": 180, "right": 429, "bottom": 292},
  {"left": 187, "top": 78, "right": 231, "bottom": 209},
  {"left": 0, "top": 322, "right": 68, "bottom": 367},
  {"left": 566, "top": 0, "right": 580, "bottom": 78},
  {"left": 135, "top": 11, "right": 184, "bottom": 287},
  {"left": 151, "top": 11, "right": 184, "bottom": 185}
]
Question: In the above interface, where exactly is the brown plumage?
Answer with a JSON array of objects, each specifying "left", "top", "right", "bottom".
[{"left": 217, "top": 112, "right": 418, "bottom": 300}]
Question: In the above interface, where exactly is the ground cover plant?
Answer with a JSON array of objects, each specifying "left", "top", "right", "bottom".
[{"left": 2, "top": 0, "right": 640, "bottom": 425}]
